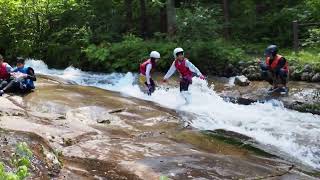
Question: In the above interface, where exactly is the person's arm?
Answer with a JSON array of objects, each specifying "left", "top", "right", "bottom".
[
  {"left": 163, "top": 62, "right": 176, "bottom": 80},
  {"left": 5, "top": 64, "right": 13, "bottom": 73},
  {"left": 185, "top": 60, "right": 202, "bottom": 76},
  {"left": 145, "top": 64, "right": 152, "bottom": 84},
  {"left": 26, "top": 67, "right": 36, "bottom": 81},
  {"left": 275, "top": 57, "right": 286, "bottom": 72}
]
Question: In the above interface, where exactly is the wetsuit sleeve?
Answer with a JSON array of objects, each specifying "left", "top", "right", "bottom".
[
  {"left": 185, "top": 60, "right": 202, "bottom": 76},
  {"left": 145, "top": 63, "right": 152, "bottom": 84},
  {"left": 163, "top": 62, "right": 176, "bottom": 80},
  {"left": 275, "top": 57, "right": 286, "bottom": 72},
  {"left": 26, "top": 67, "right": 36, "bottom": 81},
  {"left": 5, "top": 64, "right": 13, "bottom": 73}
]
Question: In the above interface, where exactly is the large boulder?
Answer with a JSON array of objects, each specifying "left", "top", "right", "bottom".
[
  {"left": 311, "top": 73, "right": 320, "bottom": 82},
  {"left": 289, "top": 66, "right": 296, "bottom": 76},
  {"left": 290, "top": 69, "right": 302, "bottom": 80},
  {"left": 242, "top": 65, "right": 261, "bottom": 80},
  {"left": 303, "top": 64, "right": 313, "bottom": 73},
  {"left": 235, "top": 75, "right": 250, "bottom": 86},
  {"left": 301, "top": 72, "right": 313, "bottom": 81},
  {"left": 223, "top": 63, "right": 238, "bottom": 77}
]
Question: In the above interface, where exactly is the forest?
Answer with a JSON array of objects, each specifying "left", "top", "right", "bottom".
[{"left": 0, "top": 0, "right": 319, "bottom": 74}]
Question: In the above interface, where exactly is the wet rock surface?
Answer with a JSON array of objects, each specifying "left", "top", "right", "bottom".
[
  {"left": 234, "top": 75, "right": 250, "bottom": 86},
  {"left": 0, "top": 77, "right": 319, "bottom": 179},
  {"left": 211, "top": 77, "right": 320, "bottom": 115}
]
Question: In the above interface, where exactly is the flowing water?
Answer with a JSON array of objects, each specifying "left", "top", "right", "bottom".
[{"left": 26, "top": 59, "right": 320, "bottom": 170}]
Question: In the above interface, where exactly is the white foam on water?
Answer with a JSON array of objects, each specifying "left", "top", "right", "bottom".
[{"left": 26, "top": 59, "right": 320, "bottom": 170}]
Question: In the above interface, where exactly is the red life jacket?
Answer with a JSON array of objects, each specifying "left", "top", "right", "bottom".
[
  {"left": 140, "top": 59, "right": 155, "bottom": 75},
  {"left": 174, "top": 58, "right": 193, "bottom": 79},
  {"left": 266, "top": 55, "right": 289, "bottom": 73},
  {"left": 0, "top": 63, "right": 10, "bottom": 80}
]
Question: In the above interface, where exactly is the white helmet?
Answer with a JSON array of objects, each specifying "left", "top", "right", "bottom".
[
  {"left": 173, "top": 48, "right": 184, "bottom": 58},
  {"left": 150, "top": 51, "right": 160, "bottom": 59}
]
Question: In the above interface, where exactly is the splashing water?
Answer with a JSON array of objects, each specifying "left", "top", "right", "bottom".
[{"left": 26, "top": 59, "right": 320, "bottom": 170}]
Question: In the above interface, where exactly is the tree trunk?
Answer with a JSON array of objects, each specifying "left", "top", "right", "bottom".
[
  {"left": 32, "top": 0, "right": 41, "bottom": 34},
  {"left": 166, "top": 0, "right": 177, "bottom": 36},
  {"left": 160, "top": 5, "right": 167, "bottom": 33},
  {"left": 139, "top": 0, "right": 148, "bottom": 38},
  {"left": 222, "top": 0, "right": 230, "bottom": 39},
  {"left": 125, "top": 0, "right": 133, "bottom": 32}
]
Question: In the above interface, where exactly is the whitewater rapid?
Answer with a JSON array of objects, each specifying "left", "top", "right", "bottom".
[{"left": 26, "top": 60, "right": 320, "bottom": 170}]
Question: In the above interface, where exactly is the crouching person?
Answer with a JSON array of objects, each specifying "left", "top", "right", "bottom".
[
  {"left": 0, "top": 54, "right": 13, "bottom": 90},
  {"left": 0, "top": 57, "right": 36, "bottom": 96},
  {"left": 259, "top": 45, "right": 289, "bottom": 94}
]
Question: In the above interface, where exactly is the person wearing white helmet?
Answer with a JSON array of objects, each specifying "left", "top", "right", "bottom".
[
  {"left": 139, "top": 51, "right": 161, "bottom": 95},
  {"left": 162, "top": 48, "right": 205, "bottom": 103}
]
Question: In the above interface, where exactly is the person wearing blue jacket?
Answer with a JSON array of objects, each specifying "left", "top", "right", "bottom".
[{"left": 0, "top": 57, "right": 36, "bottom": 96}]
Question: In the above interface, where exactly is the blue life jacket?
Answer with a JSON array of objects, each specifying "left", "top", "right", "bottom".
[{"left": 14, "top": 66, "right": 35, "bottom": 89}]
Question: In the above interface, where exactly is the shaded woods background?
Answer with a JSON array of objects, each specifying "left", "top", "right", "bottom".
[{"left": 0, "top": 0, "right": 319, "bottom": 74}]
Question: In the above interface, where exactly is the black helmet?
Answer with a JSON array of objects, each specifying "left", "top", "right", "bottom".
[
  {"left": 16, "top": 57, "right": 25, "bottom": 64},
  {"left": 264, "top": 45, "right": 278, "bottom": 56}
]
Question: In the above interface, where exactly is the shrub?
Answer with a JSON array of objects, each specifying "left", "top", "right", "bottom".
[
  {"left": 0, "top": 142, "right": 33, "bottom": 180},
  {"left": 82, "top": 34, "right": 177, "bottom": 72},
  {"left": 187, "top": 39, "right": 247, "bottom": 74}
]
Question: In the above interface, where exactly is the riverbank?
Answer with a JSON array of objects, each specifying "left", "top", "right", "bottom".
[{"left": 0, "top": 76, "right": 319, "bottom": 179}]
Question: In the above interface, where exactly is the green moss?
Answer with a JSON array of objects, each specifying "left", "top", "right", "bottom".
[
  {"left": 294, "top": 103, "right": 320, "bottom": 114},
  {"left": 201, "top": 130, "right": 275, "bottom": 158},
  {"left": 172, "top": 130, "right": 275, "bottom": 158}
]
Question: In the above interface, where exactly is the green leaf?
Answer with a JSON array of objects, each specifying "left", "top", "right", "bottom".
[{"left": 16, "top": 166, "right": 29, "bottom": 179}]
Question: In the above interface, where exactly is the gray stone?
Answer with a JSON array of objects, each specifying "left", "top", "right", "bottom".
[
  {"left": 289, "top": 66, "right": 296, "bottom": 76},
  {"left": 303, "top": 64, "right": 313, "bottom": 73},
  {"left": 41, "top": 145, "right": 62, "bottom": 176},
  {"left": 301, "top": 72, "right": 312, "bottom": 81},
  {"left": 311, "top": 73, "right": 320, "bottom": 82},
  {"left": 97, "top": 119, "right": 111, "bottom": 124},
  {"left": 242, "top": 68, "right": 249, "bottom": 74},
  {"left": 291, "top": 70, "right": 302, "bottom": 80},
  {"left": 238, "top": 61, "right": 246, "bottom": 66},
  {"left": 235, "top": 75, "right": 250, "bottom": 86}
]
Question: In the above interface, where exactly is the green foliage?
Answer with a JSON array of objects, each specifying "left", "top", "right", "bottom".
[
  {"left": 176, "top": 3, "right": 222, "bottom": 41},
  {"left": 302, "top": 28, "right": 320, "bottom": 48},
  {"left": 46, "top": 26, "right": 91, "bottom": 68},
  {"left": 83, "top": 43, "right": 110, "bottom": 63},
  {"left": 304, "top": 0, "right": 320, "bottom": 21},
  {"left": 187, "top": 40, "right": 248, "bottom": 74},
  {"left": 81, "top": 32, "right": 247, "bottom": 74},
  {"left": 83, "top": 34, "right": 177, "bottom": 72},
  {"left": 159, "top": 175, "right": 169, "bottom": 180},
  {"left": 0, "top": 142, "right": 33, "bottom": 180},
  {"left": 0, "top": 162, "right": 5, "bottom": 179},
  {"left": 284, "top": 49, "right": 320, "bottom": 72},
  {"left": 177, "top": 3, "right": 222, "bottom": 41},
  {"left": 0, "top": 0, "right": 318, "bottom": 74}
]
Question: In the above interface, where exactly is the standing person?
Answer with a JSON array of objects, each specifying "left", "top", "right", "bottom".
[
  {"left": 259, "top": 45, "right": 289, "bottom": 94},
  {"left": 139, "top": 51, "right": 161, "bottom": 95},
  {"left": 162, "top": 47, "right": 205, "bottom": 103},
  {"left": 0, "top": 54, "right": 13, "bottom": 90},
  {"left": 0, "top": 57, "right": 36, "bottom": 96}
]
